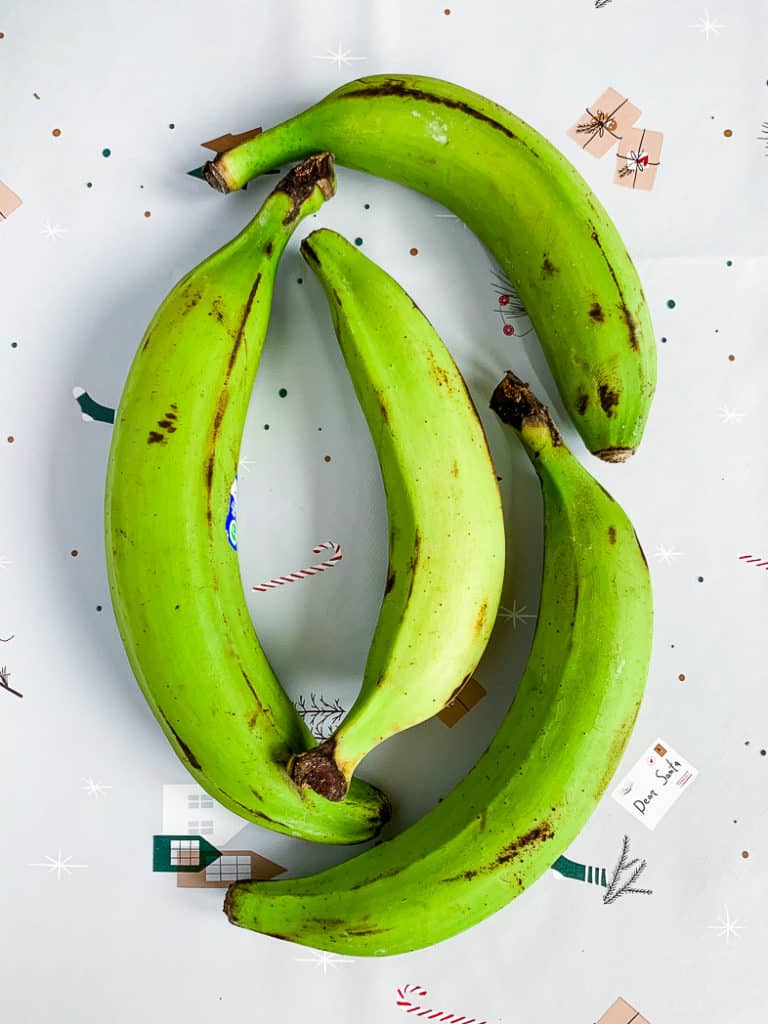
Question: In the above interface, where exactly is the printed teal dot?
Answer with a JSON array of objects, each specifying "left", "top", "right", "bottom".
[
  {"left": 10, "top": 341, "right": 18, "bottom": 348},
  {"left": 297, "top": 277, "right": 303, "bottom": 284},
  {"left": 697, "top": 576, "right": 704, "bottom": 582},
  {"left": 86, "top": 181, "right": 93, "bottom": 188},
  {"left": 726, "top": 259, "right": 733, "bottom": 266},
  {"left": 666, "top": 299, "right": 676, "bottom": 308},
  {"left": 96, "top": 605, "right": 103, "bottom": 612},
  {"left": 278, "top": 388, "right": 287, "bottom": 398},
  {"left": 169, "top": 123, "right": 175, "bottom": 129},
  {"left": 102, "top": 148, "right": 111, "bottom": 157},
  {"left": 264, "top": 423, "right": 270, "bottom": 430},
  {"left": 364, "top": 203, "right": 370, "bottom": 209},
  {"left": 761, "top": 749, "right": 766, "bottom": 756},
  {"left": 661, "top": 337, "right": 667, "bottom": 343},
  {"left": 354, "top": 237, "right": 363, "bottom": 246}
]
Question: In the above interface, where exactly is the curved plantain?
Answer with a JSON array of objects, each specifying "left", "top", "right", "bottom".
[
  {"left": 105, "top": 155, "right": 390, "bottom": 844},
  {"left": 289, "top": 228, "right": 505, "bottom": 801},
  {"left": 223, "top": 374, "right": 653, "bottom": 955},
  {"left": 204, "top": 73, "right": 657, "bottom": 461}
]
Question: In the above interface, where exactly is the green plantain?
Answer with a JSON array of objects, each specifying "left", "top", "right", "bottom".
[
  {"left": 289, "top": 228, "right": 505, "bottom": 801},
  {"left": 203, "top": 73, "right": 657, "bottom": 461},
  {"left": 223, "top": 374, "right": 653, "bottom": 955},
  {"left": 105, "top": 155, "right": 390, "bottom": 844}
]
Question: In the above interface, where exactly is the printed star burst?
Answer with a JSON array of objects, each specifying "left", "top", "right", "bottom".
[
  {"left": 40, "top": 221, "right": 68, "bottom": 240},
  {"left": 708, "top": 905, "right": 745, "bottom": 944},
  {"left": 690, "top": 9, "right": 725, "bottom": 39},
  {"left": 237, "top": 455, "right": 257, "bottom": 476},
  {"left": 498, "top": 600, "right": 536, "bottom": 629},
  {"left": 312, "top": 43, "right": 367, "bottom": 72},
  {"left": 82, "top": 776, "right": 112, "bottom": 798},
  {"left": 294, "top": 950, "right": 354, "bottom": 973},
  {"left": 30, "top": 849, "right": 88, "bottom": 880},
  {"left": 718, "top": 405, "right": 746, "bottom": 423},
  {"left": 654, "top": 544, "right": 684, "bottom": 565}
]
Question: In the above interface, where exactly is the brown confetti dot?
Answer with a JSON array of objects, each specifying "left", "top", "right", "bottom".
[
  {"left": 144, "top": 210, "right": 151, "bottom": 218},
  {"left": 70, "top": 549, "right": 78, "bottom": 557},
  {"left": 324, "top": 455, "right": 332, "bottom": 462},
  {"left": 409, "top": 247, "right": 419, "bottom": 255},
  {"left": 723, "top": 129, "right": 733, "bottom": 138},
  {"left": 728, "top": 354, "right": 735, "bottom": 361},
  {"left": 52, "top": 128, "right": 61, "bottom": 137},
  {"left": 0, "top": 32, "right": 5, "bottom": 39},
  {"left": 678, "top": 673, "right": 686, "bottom": 681},
  {"left": 741, "top": 850, "right": 749, "bottom": 859},
  {"left": 444, "top": 7, "right": 451, "bottom": 13},
  {"left": 6, "top": 436, "right": 14, "bottom": 443}
]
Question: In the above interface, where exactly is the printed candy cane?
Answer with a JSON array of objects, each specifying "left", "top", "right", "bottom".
[
  {"left": 739, "top": 554, "right": 768, "bottom": 570},
  {"left": 396, "top": 984, "right": 487, "bottom": 1024},
  {"left": 252, "top": 542, "right": 342, "bottom": 592}
]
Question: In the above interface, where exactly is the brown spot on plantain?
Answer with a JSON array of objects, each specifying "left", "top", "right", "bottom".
[
  {"left": 474, "top": 600, "right": 488, "bottom": 638},
  {"left": 541, "top": 256, "right": 558, "bottom": 277},
  {"left": 576, "top": 393, "right": 589, "bottom": 416},
  {"left": 608, "top": 525, "right": 617, "bottom": 544},
  {"left": 147, "top": 430, "right": 166, "bottom": 445},
  {"left": 384, "top": 568, "right": 397, "bottom": 595},
  {"left": 598, "top": 384, "right": 620, "bottom": 416},
  {"left": 451, "top": 459, "right": 460, "bottom": 478},
  {"left": 495, "top": 821, "right": 555, "bottom": 865},
  {"left": 589, "top": 302, "right": 604, "bottom": 323}
]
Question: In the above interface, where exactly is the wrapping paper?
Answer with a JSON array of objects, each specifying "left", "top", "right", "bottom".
[{"left": 2, "top": 2, "right": 766, "bottom": 1021}]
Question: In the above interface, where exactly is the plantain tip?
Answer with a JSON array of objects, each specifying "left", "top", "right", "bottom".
[
  {"left": 490, "top": 372, "right": 561, "bottom": 445},
  {"left": 203, "top": 159, "right": 232, "bottom": 194},
  {"left": 594, "top": 446, "right": 636, "bottom": 463},
  {"left": 291, "top": 739, "right": 348, "bottom": 801},
  {"left": 276, "top": 153, "right": 336, "bottom": 222}
]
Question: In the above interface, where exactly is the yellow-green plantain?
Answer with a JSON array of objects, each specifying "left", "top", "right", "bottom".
[
  {"left": 105, "top": 154, "right": 390, "bottom": 844},
  {"left": 223, "top": 374, "right": 653, "bottom": 955},
  {"left": 203, "top": 73, "right": 657, "bottom": 461},
  {"left": 289, "top": 228, "right": 505, "bottom": 801}
]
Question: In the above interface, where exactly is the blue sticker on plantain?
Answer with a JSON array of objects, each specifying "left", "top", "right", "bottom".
[{"left": 225, "top": 476, "right": 238, "bottom": 551}]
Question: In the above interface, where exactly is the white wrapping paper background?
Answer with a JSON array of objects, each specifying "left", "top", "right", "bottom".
[{"left": 1, "top": 2, "right": 766, "bottom": 1022}]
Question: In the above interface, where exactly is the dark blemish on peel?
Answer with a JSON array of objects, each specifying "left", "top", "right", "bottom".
[
  {"left": 608, "top": 526, "right": 617, "bottom": 544},
  {"left": 589, "top": 302, "right": 604, "bottom": 323},
  {"left": 576, "top": 393, "right": 589, "bottom": 415},
  {"left": 384, "top": 569, "right": 397, "bottom": 595},
  {"left": 598, "top": 384, "right": 619, "bottom": 416},
  {"left": 541, "top": 256, "right": 558, "bottom": 277},
  {"left": 147, "top": 430, "right": 166, "bottom": 444}
]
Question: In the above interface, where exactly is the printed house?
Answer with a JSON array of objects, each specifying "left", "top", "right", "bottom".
[
  {"left": 176, "top": 849, "right": 285, "bottom": 889},
  {"left": 161, "top": 783, "right": 247, "bottom": 846},
  {"left": 153, "top": 835, "right": 221, "bottom": 873}
]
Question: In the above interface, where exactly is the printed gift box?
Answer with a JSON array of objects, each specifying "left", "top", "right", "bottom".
[
  {"left": 614, "top": 126, "right": 664, "bottom": 191},
  {"left": 566, "top": 87, "right": 641, "bottom": 157}
]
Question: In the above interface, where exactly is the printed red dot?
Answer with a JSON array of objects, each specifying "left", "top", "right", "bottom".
[
  {"left": 52, "top": 128, "right": 61, "bottom": 137},
  {"left": 444, "top": 8, "right": 451, "bottom": 14},
  {"left": 502, "top": 324, "right": 515, "bottom": 336},
  {"left": 728, "top": 354, "right": 735, "bottom": 361},
  {"left": 0, "top": 33, "right": 5, "bottom": 39},
  {"left": 741, "top": 850, "right": 750, "bottom": 859},
  {"left": 498, "top": 294, "right": 510, "bottom": 306}
]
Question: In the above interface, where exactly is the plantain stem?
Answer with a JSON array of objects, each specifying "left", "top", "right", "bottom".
[{"left": 489, "top": 372, "right": 562, "bottom": 446}]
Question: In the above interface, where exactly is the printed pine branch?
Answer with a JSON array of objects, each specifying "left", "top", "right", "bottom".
[
  {"left": 296, "top": 693, "right": 346, "bottom": 739},
  {"left": 595, "top": 0, "right": 614, "bottom": 8},
  {"left": 0, "top": 665, "right": 22, "bottom": 698},
  {"left": 603, "top": 834, "right": 653, "bottom": 904},
  {"left": 490, "top": 268, "right": 528, "bottom": 318}
]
